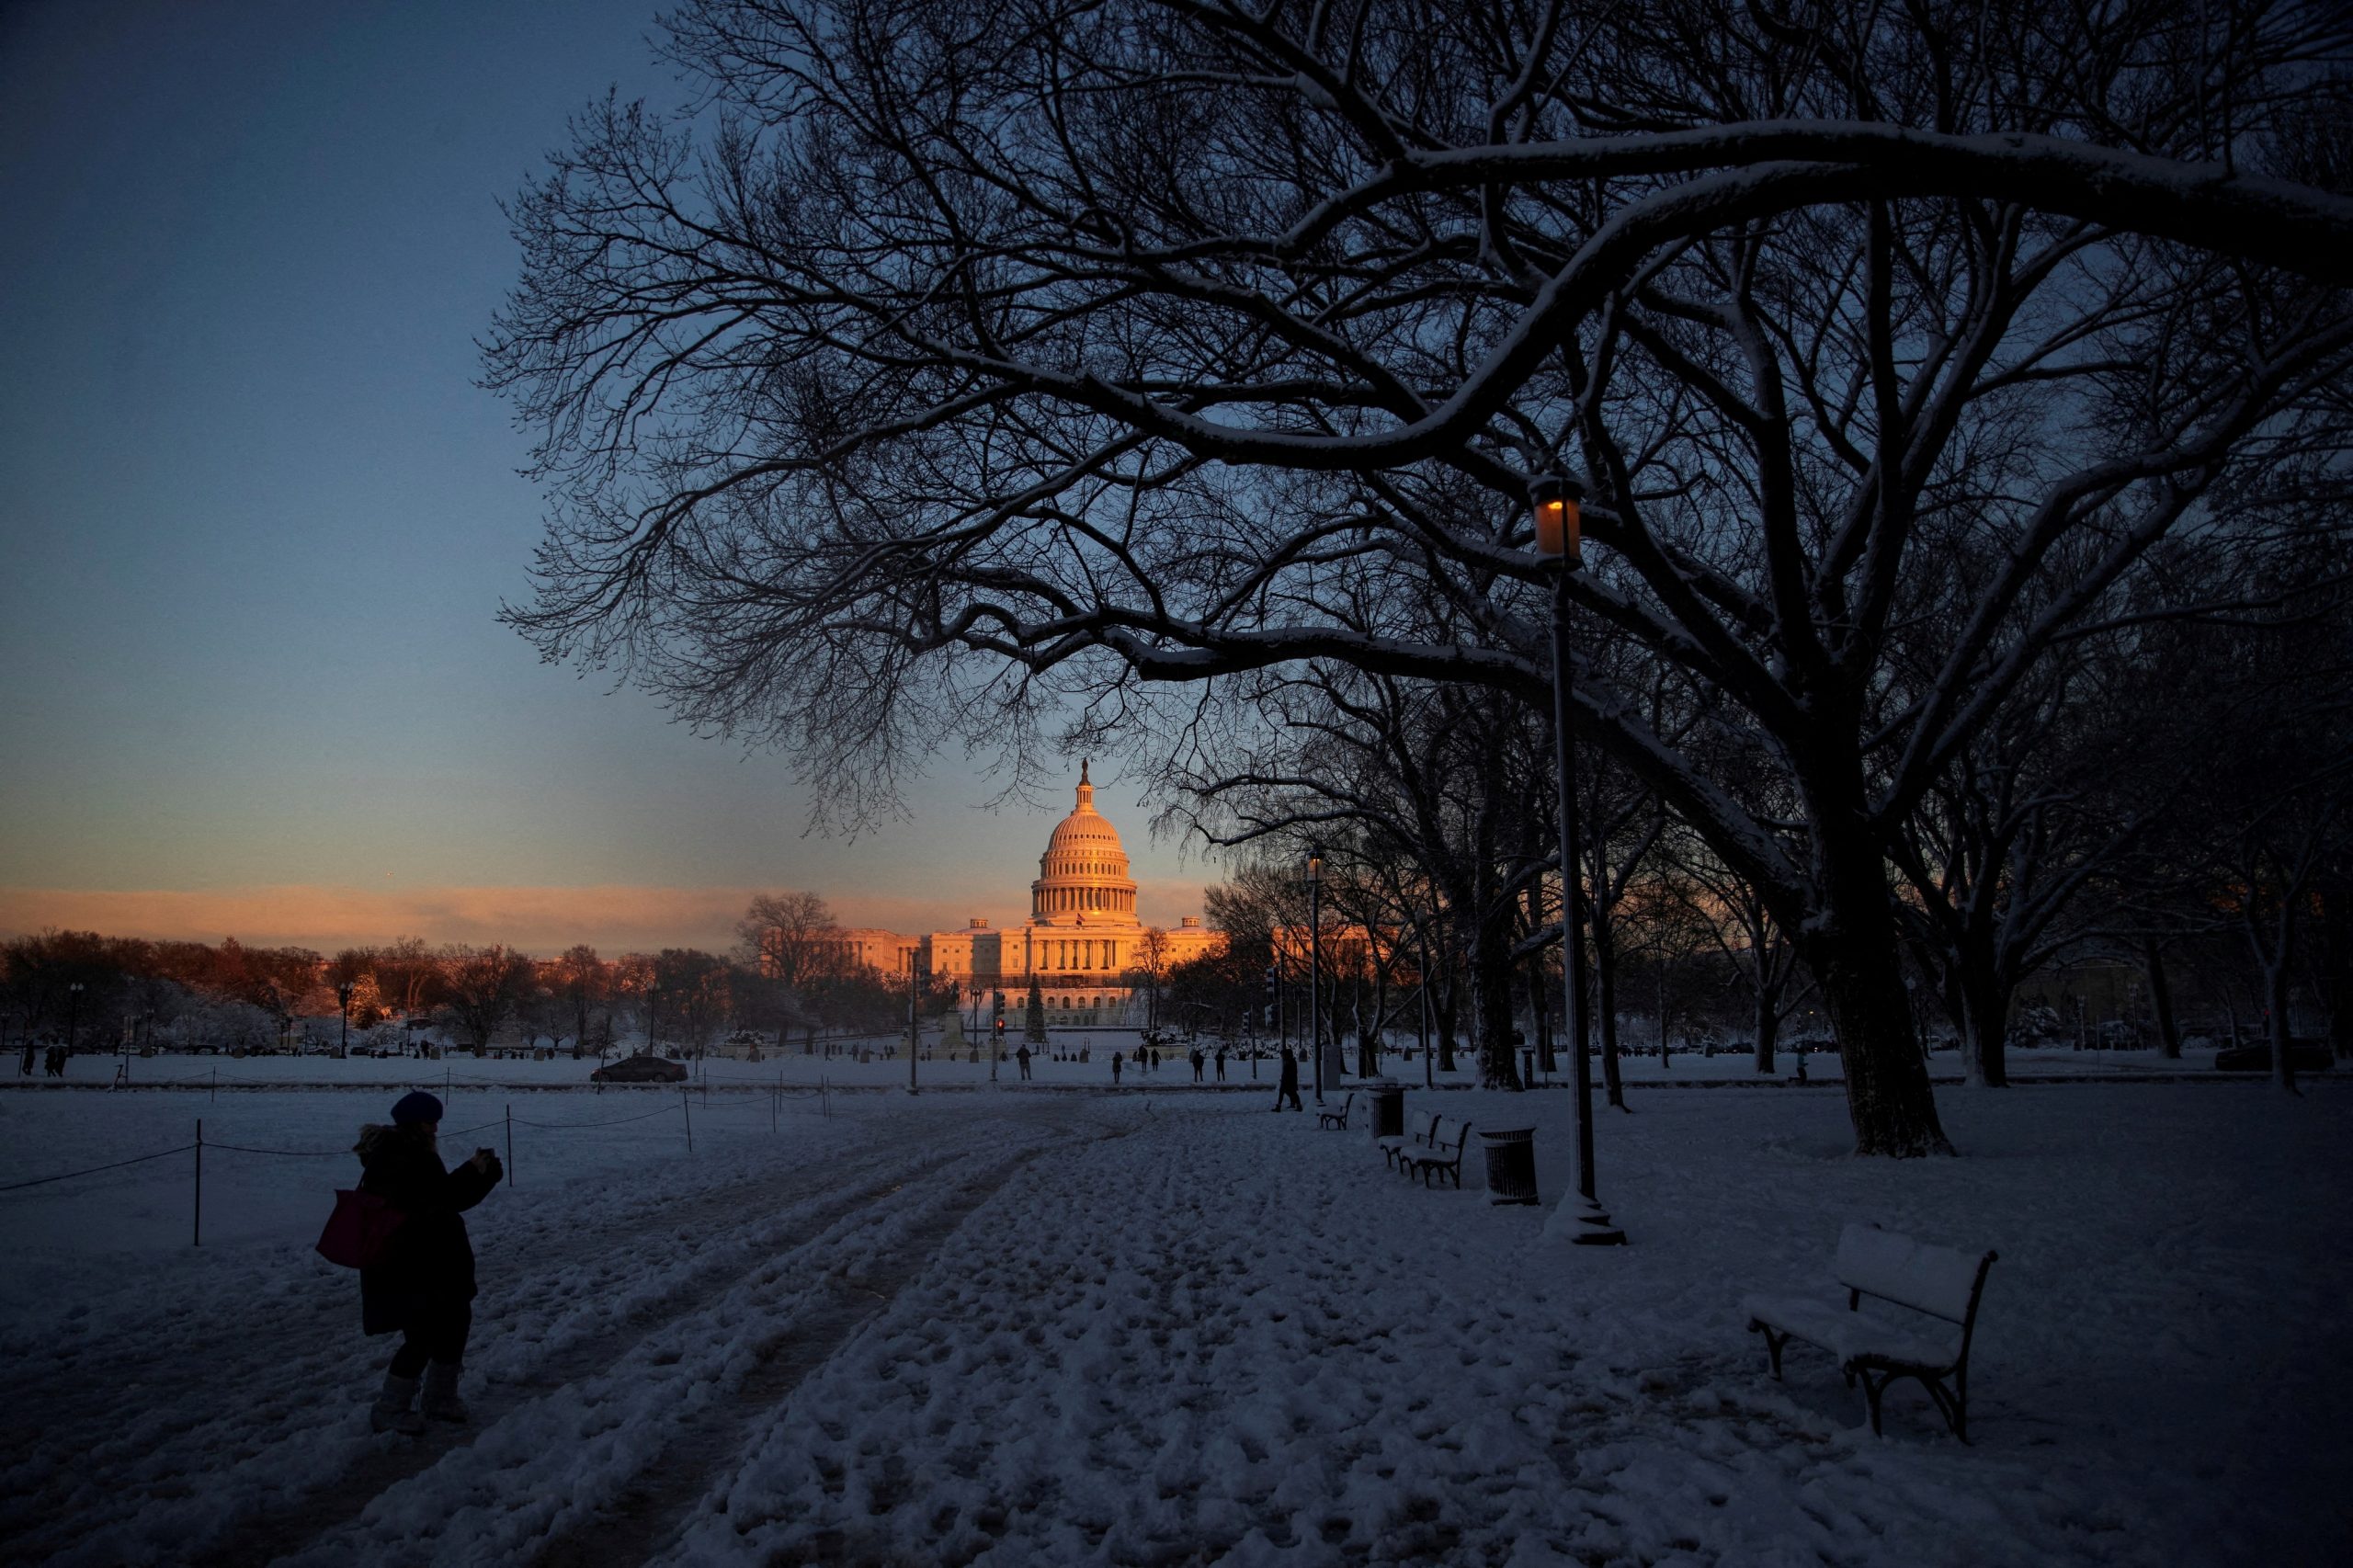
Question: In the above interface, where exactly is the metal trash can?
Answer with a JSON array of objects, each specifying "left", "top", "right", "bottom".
[
  {"left": 1367, "top": 1079, "right": 1404, "bottom": 1142},
  {"left": 1480, "top": 1127, "right": 1540, "bottom": 1206}
]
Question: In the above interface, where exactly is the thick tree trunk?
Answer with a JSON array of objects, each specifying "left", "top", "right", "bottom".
[
  {"left": 1525, "top": 883, "right": 1558, "bottom": 1075},
  {"left": 1752, "top": 979, "right": 1779, "bottom": 1074},
  {"left": 1802, "top": 847, "right": 1955, "bottom": 1153},
  {"left": 1472, "top": 918, "right": 1520, "bottom": 1088},
  {"left": 2320, "top": 875, "right": 2353, "bottom": 1061},
  {"left": 1437, "top": 985, "right": 1459, "bottom": 1074},
  {"left": 1655, "top": 959, "right": 1671, "bottom": 1070},
  {"left": 1528, "top": 955, "right": 1555, "bottom": 1077},
  {"left": 1594, "top": 917, "right": 1625, "bottom": 1108},
  {"left": 2143, "top": 937, "right": 2181, "bottom": 1060},
  {"left": 2267, "top": 949, "right": 2298, "bottom": 1096},
  {"left": 1956, "top": 960, "right": 2011, "bottom": 1088}
]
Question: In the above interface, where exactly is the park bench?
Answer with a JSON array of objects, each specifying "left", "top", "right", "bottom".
[
  {"left": 1397, "top": 1116, "right": 1472, "bottom": 1188},
  {"left": 1377, "top": 1108, "right": 1441, "bottom": 1172},
  {"left": 1315, "top": 1091, "right": 1355, "bottom": 1131},
  {"left": 1744, "top": 1223, "right": 1998, "bottom": 1441}
]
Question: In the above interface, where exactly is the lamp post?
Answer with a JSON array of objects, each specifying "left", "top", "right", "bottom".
[
  {"left": 337, "top": 981, "right": 355, "bottom": 1057},
  {"left": 906, "top": 950, "right": 924, "bottom": 1094},
  {"left": 1531, "top": 472, "right": 1627, "bottom": 1246},
  {"left": 1306, "top": 846, "right": 1326, "bottom": 1104},
  {"left": 66, "top": 982, "right": 84, "bottom": 1059}
]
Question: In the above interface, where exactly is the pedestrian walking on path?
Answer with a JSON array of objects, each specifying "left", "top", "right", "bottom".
[
  {"left": 1111, "top": 1051, "right": 1123, "bottom": 1085},
  {"left": 1016, "top": 1044, "right": 1032, "bottom": 1080},
  {"left": 1214, "top": 1046, "right": 1227, "bottom": 1081},
  {"left": 1189, "top": 1049, "right": 1204, "bottom": 1083},
  {"left": 355, "top": 1091, "right": 501, "bottom": 1435},
  {"left": 1274, "top": 1045, "right": 1302, "bottom": 1111}
]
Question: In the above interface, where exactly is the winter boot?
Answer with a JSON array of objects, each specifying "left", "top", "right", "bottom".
[
  {"left": 420, "top": 1361, "right": 471, "bottom": 1424},
  {"left": 370, "top": 1371, "right": 425, "bottom": 1436}
]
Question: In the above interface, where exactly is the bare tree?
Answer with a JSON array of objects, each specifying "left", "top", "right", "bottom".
[
  {"left": 437, "top": 945, "right": 534, "bottom": 1054},
  {"left": 735, "top": 891, "right": 846, "bottom": 989},
  {"left": 491, "top": 0, "right": 2353, "bottom": 1153}
]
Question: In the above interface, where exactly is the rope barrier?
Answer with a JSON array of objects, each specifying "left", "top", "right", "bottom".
[
  {"left": 1, "top": 1071, "right": 833, "bottom": 1225},
  {"left": 0, "top": 1145, "right": 197, "bottom": 1193}
]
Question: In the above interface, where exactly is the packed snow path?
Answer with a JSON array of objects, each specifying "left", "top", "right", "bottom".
[{"left": 3, "top": 1084, "right": 2347, "bottom": 1565}]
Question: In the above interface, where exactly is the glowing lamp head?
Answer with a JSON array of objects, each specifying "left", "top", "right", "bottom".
[
  {"left": 1307, "top": 848, "right": 1324, "bottom": 882},
  {"left": 1529, "top": 472, "right": 1585, "bottom": 562}
]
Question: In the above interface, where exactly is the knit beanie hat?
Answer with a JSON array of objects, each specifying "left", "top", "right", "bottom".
[{"left": 391, "top": 1090, "right": 445, "bottom": 1126}]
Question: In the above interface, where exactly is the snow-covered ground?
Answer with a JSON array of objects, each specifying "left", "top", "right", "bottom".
[
  {"left": 2, "top": 1080, "right": 2346, "bottom": 1566},
  {"left": 15, "top": 1036, "right": 2262, "bottom": 1095}
]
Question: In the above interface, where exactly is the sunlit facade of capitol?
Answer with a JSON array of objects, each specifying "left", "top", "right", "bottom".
[{"left": 831, "top": 765, "right": 1224, "bottom": 1026}]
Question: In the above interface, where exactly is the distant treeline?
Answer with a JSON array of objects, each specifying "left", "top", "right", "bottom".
[{"left": 0, "top": 892, "right": 955, "bottom": 1054}]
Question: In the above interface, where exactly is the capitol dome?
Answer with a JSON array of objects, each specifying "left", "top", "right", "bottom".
[{"left": 1030, "top": 761, "right": 1139, "bottom": 922}]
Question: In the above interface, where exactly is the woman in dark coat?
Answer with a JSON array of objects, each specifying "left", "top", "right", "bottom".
[{"left": 356, "top": 1091, "right": 500, "bottom": 1434}]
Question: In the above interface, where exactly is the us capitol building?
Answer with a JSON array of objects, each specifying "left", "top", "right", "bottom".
[{"left": 831, "top": 764, "right": 1224, "bottom": 1026}]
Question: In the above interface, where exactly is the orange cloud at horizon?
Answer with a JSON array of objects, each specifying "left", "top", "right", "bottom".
[{"left": 0, "top": 878, "right": 1213, "bottom": 956}]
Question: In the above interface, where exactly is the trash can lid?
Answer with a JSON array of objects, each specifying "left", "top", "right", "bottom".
[{"left": 1477, "top": 1126, "right": 1536, "bottom": 1141}]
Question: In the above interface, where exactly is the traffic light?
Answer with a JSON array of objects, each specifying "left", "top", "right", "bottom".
[
  {"left": 1263, "top": 966, "right": 1279, "bottom": 1006},
  {"left": 995, "top": 1016, "right": 1006, "bottom": 1036}
]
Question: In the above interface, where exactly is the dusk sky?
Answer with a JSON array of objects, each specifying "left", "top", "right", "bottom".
[{"left": 0, "top": 0, "right": 1214, "bottom": 954}]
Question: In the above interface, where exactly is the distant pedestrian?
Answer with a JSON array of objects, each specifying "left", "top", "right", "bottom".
[
  {"left": 17, "top": 1042, "right": 31, "bottom": 1076},
  {"left": 1189, "top": 1049, "right": 1204, "bottom": 1083},
  {"left": 1213, "top": 1046, "right": 1227, "bottom": 1082},
  {"left": 46, "top": 1045, "right": 65, "bottom": 1078},
  {"left": 1149, "top": 1048, "right": 1161, "bottom": 1074},
  {"left": 1016, "top": 1044, "right": 1032, "bottom": 1081},
  {"left": 355, "top": 1091, "right": 501, "bottom": 1435},
  {"left": 1274, "top": 1046, "right": 1302, "bottom": 1111},
  {"left": 1111, "top": 1051, "right": 1123, "bottom": 1085}
]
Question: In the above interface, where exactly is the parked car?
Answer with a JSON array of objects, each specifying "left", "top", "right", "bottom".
[
  {"left": 590, "top": 1053, "right": 689, "bottom": 1084},
  {"left": 2213, "top": 1040, "right": 2333, "bottom": 1074}
]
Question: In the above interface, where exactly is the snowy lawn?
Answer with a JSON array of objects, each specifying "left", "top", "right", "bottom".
[
  {"left": 2, "top": 1081, "right": 2346, "bottom": 1566},
  {"left": 21, "top": 1036, "right": 2256, "bottom": 1095}
]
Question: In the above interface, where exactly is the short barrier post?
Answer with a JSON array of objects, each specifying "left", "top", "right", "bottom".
[
  {"left": 192, "top": 1119, "right": 204, "bottom": 1246},
  {"left": 681, "top": 1085, "right": 693, "bottom": 1153},
  {"left": 505, "top": 1103, "right": 515, "bottom": 1187}
]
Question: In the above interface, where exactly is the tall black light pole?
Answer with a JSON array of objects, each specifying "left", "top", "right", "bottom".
[
  {"left": 1531, "top": 472, "right": 1627, "bottom": 1245},
  {"left": 337, "top": 981, "right": 354, "bottom": 1056},
  {"left": 1306, "top": 846, "right": 1325, "bottom": 1104},
  {"left": 906, "top": 949, "right": 924, "bottom": 1094},
  {"left": 66, "top": 982, "right": 84, "bottom": 1059}
]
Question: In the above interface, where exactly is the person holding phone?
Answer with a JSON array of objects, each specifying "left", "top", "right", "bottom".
[{"left": 352, "top": 1090, "right": 501, "bottom": 1434}]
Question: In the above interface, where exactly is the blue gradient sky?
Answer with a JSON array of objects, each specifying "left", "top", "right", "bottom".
[{"left": 0, "top": 0, "right": 1212, "bottom": 952}]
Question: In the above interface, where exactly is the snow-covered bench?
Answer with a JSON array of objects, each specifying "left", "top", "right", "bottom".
[
  {"left": 1315, "top": 1091, "right": 1354, "bottom": 1131},
  {"left": 1744, "top": 1223, "right": 1998, "bottom": 1441},
  {"left": 1378, "top": 1108, "right": 1440, "bottom": 1172},
  {"left": 1397, "top": 1116, "right": 1472, "bottom": 1188}
]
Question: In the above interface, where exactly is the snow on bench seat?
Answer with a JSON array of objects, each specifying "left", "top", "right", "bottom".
[
  {"left": 1738, "top": 1292, "right": 1961, "bottom": 1371},
  {"left": 1377, "top": 1109, "right": 1440, "bottom": 1171},
  {"left": 1745, "top": 1222, "right": 1997, "bottom": 1441}
]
